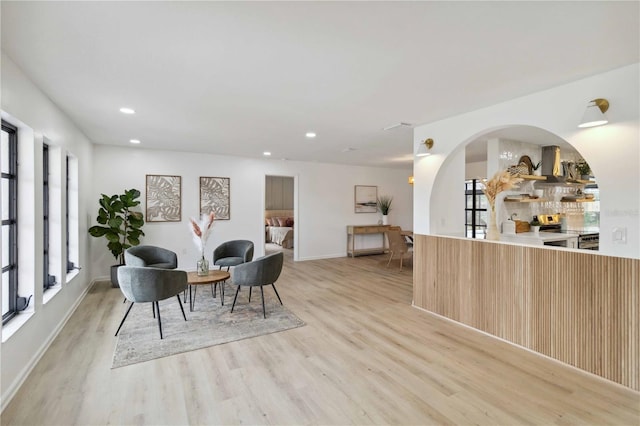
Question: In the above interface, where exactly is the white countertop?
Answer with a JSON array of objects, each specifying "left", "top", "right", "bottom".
[{"left": 501, "top": 232, "right": 578, "bottom": 245}]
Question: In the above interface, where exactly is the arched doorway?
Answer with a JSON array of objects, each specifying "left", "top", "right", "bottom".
[{"left": 433, "top": 125, "right": 599, "bottom": 250}]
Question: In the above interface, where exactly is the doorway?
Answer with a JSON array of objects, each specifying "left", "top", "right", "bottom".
[{"left": 264, "top": 175, "right": 297, "bottom": 261}]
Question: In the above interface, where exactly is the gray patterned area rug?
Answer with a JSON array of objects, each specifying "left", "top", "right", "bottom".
[{"left": 112, "top": 284, "right": 305, "bottom": 368}]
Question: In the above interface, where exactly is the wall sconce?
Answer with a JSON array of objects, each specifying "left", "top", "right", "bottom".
[
  {"left": 578, "top": 98, "right": 609, "bottom": 128},
  {"left": 416, "top": 138, "right": 434, "bottom": 157},
  {"left": 408, "top": 176, "right": 414, "bottom": 185}
]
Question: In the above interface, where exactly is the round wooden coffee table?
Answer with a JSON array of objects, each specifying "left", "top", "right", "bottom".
[{"left": 187, "top": 270, "right": 230, "bottom": 311}]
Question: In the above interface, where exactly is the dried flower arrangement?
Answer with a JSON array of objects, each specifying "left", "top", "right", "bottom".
[
  {"left": 189, "top": 211, "right": 215, "bottom": 258},
  {"left": 481, "top": 169, "right": 524, "bottom": 211}
]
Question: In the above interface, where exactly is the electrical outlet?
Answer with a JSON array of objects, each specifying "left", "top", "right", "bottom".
[{"left": 612, "top": 227, "right": 627, "bottom": 244}]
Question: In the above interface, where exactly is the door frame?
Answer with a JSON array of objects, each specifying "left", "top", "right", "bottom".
[{"left": 262, "top": 174, "right": 299, "bottom": 261}]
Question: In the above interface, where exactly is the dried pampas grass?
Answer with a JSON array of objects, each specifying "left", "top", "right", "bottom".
[{"left": 481, "top": 169, "right": 524, "bottom": 209}]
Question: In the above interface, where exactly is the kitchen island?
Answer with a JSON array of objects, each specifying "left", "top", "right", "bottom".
[{"left": 413, "top": 233, "right": 639, "bottom": 391}]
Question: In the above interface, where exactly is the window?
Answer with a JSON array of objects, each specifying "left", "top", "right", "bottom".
[
  {"left": 66, "top": 155, "right": 73, "bottom": 272},
  {"left": 2, "top": 121, "right": 18, "bottom": 324},
  {"left": 465, "top": 179, "right": 488, "bottom": 239},
  {"left": 43, "top": 144, "right": 55, "bottom": 290},
  {"left": 65, "top": 154, "right": 78, "bottom": 275}
]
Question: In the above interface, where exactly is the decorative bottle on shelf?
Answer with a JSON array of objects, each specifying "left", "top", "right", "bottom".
[{"left": 197, "top": 254, "right": 209, "bottom": 276}]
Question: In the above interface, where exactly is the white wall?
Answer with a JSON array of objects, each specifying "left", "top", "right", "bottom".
[
  {"left": 430, "top": 148, "right": 465, "bottom": 236},
  {"left": 465, "top": 160, "right": 487, "bottom": 180},
  {"left": 413, "top": 63, "right": 640, "bottom": 259},
  {"left": 1, "top": 53, "right": 94, "bottom": 408},
  {"left": 90, "top": 145, "right": 414, "bottom": 276}
]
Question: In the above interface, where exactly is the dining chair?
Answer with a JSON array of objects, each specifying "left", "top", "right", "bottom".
[{"left": 385, "top": 227, "right": 412, "bottom": 271}]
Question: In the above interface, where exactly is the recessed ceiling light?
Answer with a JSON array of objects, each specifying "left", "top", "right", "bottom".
[
  {"left": 119, "top": 107, "right": 135, "bottom": 114},
  {"left": 129, "top": 139, "right": 141, "bottom": 144},
  {"left": 263, "top": 151, "right": 271, "bottom": 156},
  {"left": 305, "top": 132, "right": 316, "bottom": 138}
]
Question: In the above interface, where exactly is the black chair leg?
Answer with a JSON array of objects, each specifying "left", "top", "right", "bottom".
[
  {"left": 183, "top": 289, "right": 187, "bottom": 303},
  {"left": 260, "top": 286, "right": 266, "bottom": 319},
  {"left": 177, "top": 295, "right": 187, "bottom": 321},
  {"left": 221, "top": 281, "right": 225, "bottom": 306},
  {"left": 115, "top": 302, "right": 135, "bottom": 336},
  {"left": 272, "top": 283, "right": 283, "bottom": 305},
  {"left": 152, "top": 302, "right": 156, "bottom": 318},
  {"left": 231, "top": 286, "right": 241, "bottom": 312},
  {"left": 249, "top": 287, "right": 252, "bottom": 302},
  {"left": 156, "top": 301, "right": 163, "bottom": 339}
]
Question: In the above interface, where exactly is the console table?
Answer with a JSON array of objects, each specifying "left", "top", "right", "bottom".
[{"left": 347, "top": 225, "right": 390, "bottom": 257}]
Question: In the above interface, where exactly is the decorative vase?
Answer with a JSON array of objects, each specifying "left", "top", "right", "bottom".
[
  {"left": 486, "top": 208, "right": 500, "bottom": 241},
  {"left": 382, "top": 215, "right": 389, "bottom": 225},
  {"left": 197, "top": 257, "right": 209, "bottom": 276},
  {"left": 532, "top": 225, "right": 540, "bottom": 233}
]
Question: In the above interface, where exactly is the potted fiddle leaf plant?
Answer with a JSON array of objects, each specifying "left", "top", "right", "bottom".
[
  {"left": 377, "top": 195, "right": 393, "bottom": 225},
  {"left": 88, "top": 189, "right": 145, "bottom": 287}
]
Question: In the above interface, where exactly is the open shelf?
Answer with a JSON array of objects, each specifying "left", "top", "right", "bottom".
[
  {"left": 560, "top": 198, "right": 595, "bottom": 203},
  {"left": 566, "top": 178, "right": 596, "bottom": 184},
  {"left": 504, "top": 198, "right": 548, "bottom": 203},
  {"left": 514, "top": 174, "right": 547, "bottom": 181}
]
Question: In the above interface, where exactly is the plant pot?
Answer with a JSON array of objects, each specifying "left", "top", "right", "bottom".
[
  {"left": 382, "top": 215, "right": 389, "bottom": 225},
  {"left": 110, "top": 264, "right": 123, "bottom": 288},
  {"left": 532, "top": 226, "right": 540, "bottom": 233}
]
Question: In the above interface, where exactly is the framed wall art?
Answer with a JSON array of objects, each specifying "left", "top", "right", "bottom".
[
  {"left": 145, "top": 174, "right": 182, "bottom": 222},
  {"left": 354, "top": 185, "right": 377, "bottom": 213},
  {"left": 200, "top": 176, "right": 230, "bottom": 220}
]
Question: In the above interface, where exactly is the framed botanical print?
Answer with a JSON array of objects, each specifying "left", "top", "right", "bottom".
[
  {"left": 200, "top": 176, "right": 230, "bottom": 220},
  {"left": 354, "top": 185, "right": 377, "bottom": 213},
  {"left": 145, "top": 175, "right": 182, "bottom": 222}
]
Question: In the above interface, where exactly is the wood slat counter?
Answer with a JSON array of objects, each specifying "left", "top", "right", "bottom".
[
  {"left": 347, "top": 225, "right": 390, "bottom": 257},
  {"left": 413, "top": 234, "right": 640, "bottom": 391}
]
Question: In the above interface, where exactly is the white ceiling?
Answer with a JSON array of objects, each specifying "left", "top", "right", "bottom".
[{"left": 1, "top": 1, "right": 638, "bottom": 170}]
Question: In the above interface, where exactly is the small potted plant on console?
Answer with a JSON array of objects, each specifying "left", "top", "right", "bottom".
[{"left": 530, "top": 217, "right": 541, "bottom": 233}]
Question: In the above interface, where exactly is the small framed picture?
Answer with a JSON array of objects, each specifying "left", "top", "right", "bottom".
[
  {"left": 145, "top": 175, "right": 182, "bottom": 222},
  {"left": 354, "top": 185, "right": 377, "bottom": 213}
]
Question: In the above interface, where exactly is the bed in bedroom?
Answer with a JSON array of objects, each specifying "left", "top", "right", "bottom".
[{"left": 265, "top": 210, "right": 294, "bottom": 249}]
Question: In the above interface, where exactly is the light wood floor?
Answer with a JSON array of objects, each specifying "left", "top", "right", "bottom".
[{"left": 2, "top": 252, "right": 639, "bottom": 425}]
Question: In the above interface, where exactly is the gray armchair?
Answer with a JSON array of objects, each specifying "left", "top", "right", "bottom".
[
  {"left": 231, "top": 252, "right": 284, "bottom": 318},
  {"left": 116, "top": 266, "right": 188, "bottom": 339},
  {"left": 213, "top": 240, "right": 254, "bottom": 271},
  {"left": 125, "top": 245, "right": 178, "bottom": 269}
]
